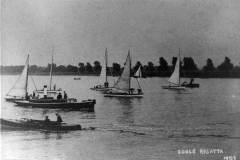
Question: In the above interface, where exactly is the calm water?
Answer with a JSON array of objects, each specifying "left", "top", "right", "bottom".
[{"left": 1, "top": 75, "right": 240, "bottom": 160}]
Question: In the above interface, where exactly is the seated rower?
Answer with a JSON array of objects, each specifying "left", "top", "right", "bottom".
[
  {"left": 189, "top": 78, "right": 194, "bottom": 84},
  {"left": 56, "top": 113, "right": 63, "bottom": 124}
]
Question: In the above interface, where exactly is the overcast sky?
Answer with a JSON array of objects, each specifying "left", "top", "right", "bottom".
[{"left": 1, "top": 0, "right": 240, "bottom": 67}]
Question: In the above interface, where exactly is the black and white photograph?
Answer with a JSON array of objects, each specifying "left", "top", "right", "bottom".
[{"left": 1, "top": 0, "right": 240, "bottom": 160}]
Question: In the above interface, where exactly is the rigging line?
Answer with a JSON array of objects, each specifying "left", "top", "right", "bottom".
[
  {"left": 30, "top": 75, "right": 38, "bottom": 90},
  {"left": 6, "top": 55, "right": 29, "bottom": 95},
  {"left": 49, "top": 49, "right": 54, "bottom": 90},
  {"left": 136, "top": 78, "right": 142, "bottom": 90},
  {"left": 6, "top": 73, "right": 22, "bottom": 95}
]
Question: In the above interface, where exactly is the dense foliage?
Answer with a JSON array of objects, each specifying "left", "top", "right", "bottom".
[{"left": 1, "top": 57, "right": 240, "bottom": 78}]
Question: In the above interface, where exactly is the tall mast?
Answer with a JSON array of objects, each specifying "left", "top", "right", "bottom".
[
  {"left": 105, "top": 48, "right": 108, "bottom": 83},
  {"left": 49, "top": 48, "right": 54, "bottom": 90},
  {"left": 25, "top": 54, "right": 30, "bottom": 96},
  {"left": 128, "top": 49, "right": 131, "bottom": 90},
  {"left": 178, "top": 48, "right": 181, "bottom": 86}
]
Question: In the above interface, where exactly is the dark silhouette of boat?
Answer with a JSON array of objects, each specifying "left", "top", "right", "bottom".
[
  {"left": 0, "top": 118, "right": 82, "bottom": 132},
  {"left": 181, "top": 78, "right": 200, "bottom": 88},
  {"left": 73, "top": 77, "right": 81, "bottom": 80},
  {"left": 13, "top": 98, "right": 96, "bottom": 111}
]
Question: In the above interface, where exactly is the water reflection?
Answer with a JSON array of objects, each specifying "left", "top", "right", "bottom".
[
  {"left": 115, "top": 98, "right": 135, "bottom": 124},
  {"left": 43, "top": 132, "right": 63, "bottom": 140}
]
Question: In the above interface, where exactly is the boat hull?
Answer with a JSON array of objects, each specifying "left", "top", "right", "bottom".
[
  {"left": 13, "top": 99, "right": 96, "bottom": 111},
  {"left": 181, "top": 83, "right": 200, "bottom": 88},
  {"left": 104, "top": 93, "right": 143, "bottom": 98},
  {"left": 0, "top": 118, "right": 82, "bottom": 131},
  {"left": 5, "top": 97, "right": 25, "bottom": 102},
  {"left": 90, "top": 87, "right": 112, "bottom": 91},
  {"left": 162, "top": 85, "right": 186, "bottom": 90}
]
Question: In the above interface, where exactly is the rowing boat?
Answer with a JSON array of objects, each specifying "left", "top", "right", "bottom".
[{"left": 0, "top": 118, "right": 82, "bottom": 132}]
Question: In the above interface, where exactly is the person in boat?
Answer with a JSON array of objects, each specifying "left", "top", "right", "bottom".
[
  {"left": 137, "top": 89, "right": 142, "bottom": 94},
  {"left": 57, "top": 92, "right": 62, "bottom": 100},
  {"left": 56, "top": 113, "right": 63, "bottom": 124},
  {"left": 189, "top": 78, "right": 194, "bottom": 84},
  {"left": 32, "top": 91, "right": 35, "bottom": 98},
  {"left": 104, "top": 82, "right": 109, "bottom": 88},
  {"left": 43, "top": 85, "right": 48, "bottom": 98},
  {"left": 25, "top": 92, "right": 30, "bottom": 100},
  {"left": 129, "top": 88, "right": 134, "bottom": 94},
  {"left": 63, "top": 91, "right": 68, "bottom": 100},
  {"left": 45, "top": 116, "right": 50, "bottom": 123},
  {"left": 53, "top": 84, "right": 56, "bottom": 90}
]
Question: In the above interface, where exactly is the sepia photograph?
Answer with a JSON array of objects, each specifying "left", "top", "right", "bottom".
[{"left": 1, "top": 0, "right": 240, "bottom": 160}]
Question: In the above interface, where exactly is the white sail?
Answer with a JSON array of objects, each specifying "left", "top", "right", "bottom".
[
  {"left": 113, "top": 50, "right": 131, "bottom": 92},
  {"left": 168, "top": 53, "right": 180, "bottom": 85},
  {"left": 7, "top": 55, "right": 29, "bottom": 98},
  {"left": 99, "top": 48, "right": 108, "bottom": 84},
  {"left": 134, "top": 66, "right": 142, "bottom": 78}
]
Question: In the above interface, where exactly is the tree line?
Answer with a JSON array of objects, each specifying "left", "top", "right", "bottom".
[{"left": 1, "top": 56, "right": 240, "bottom": 78}]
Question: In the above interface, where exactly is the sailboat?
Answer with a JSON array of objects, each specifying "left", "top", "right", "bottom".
[
  {"left": 73, "top": 67, "right": 81, "bottom": 80},
  {"left": 5, "top": 55, "right": 30, "bottom": 102},
  {"left": 162, "top": 49, "right": 186, "bottom": 90},
  {"left": 14, "top": 53, "right": 96, "bottom": 111},
  {"left": 90, "top": 48, "right": 112, "bottom": 91},
  {"left": 104, "top": 50, "right": 143, "bottom": 98},
  {"left": 33, "top": 54, "right": 61, "bottom": 98}
]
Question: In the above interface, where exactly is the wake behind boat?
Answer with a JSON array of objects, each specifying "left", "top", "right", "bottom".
[
  {"left": 0, "top": 118, "right": 82, "bottom": 132},
  {"left": 162, "top": 49, "right": 186, "bottom": 90},
  {"left": 104, "top": 50, "right": 143, "bottom": 98}
]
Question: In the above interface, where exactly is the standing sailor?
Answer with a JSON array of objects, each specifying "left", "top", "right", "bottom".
[
  {"left": 63, "top": 91, "right": 68, "bottom": 100},
  {"left": 43, "top": 85, "right": 48, "bottom": 98}
]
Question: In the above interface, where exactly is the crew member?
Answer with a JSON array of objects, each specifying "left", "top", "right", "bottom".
[
  {"left": 137, "top": 89, "right": 142, "bottom": 94},
  {"left": 25, "top": 92, "right": 29, "bottom": 100},
  {"left": 45, "top": 116, "right": 50, "bottom": 123},
  {"left": 190, "top": 78, "right": 194, "bottom": 84},
  {"left": 56, "top": 113, "right": 63, "bottom": 124},
  {"left": 32, "top": 91, "right": 35, "bottom": 98},
  {"left": 104, "top": 82, "right": 109, "bottom": 88},
  {"left": 43, "top": 85, "right": 48, "bottom": 98},
  {"left": 63, "top": 91, "right": 68, "bottom": 99},
  {"left": 57, "top": 92, "right": 62, "bottom": 100}
]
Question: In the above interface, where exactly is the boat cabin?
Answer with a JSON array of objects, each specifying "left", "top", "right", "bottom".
[{"left": 34, "top": 85, "right": 63, "bottom": 99}]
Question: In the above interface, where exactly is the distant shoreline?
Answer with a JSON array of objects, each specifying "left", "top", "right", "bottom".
[
  {"left": 1, "top": 72, "right": 240, "bottom": 78},
  {"left": 1, "top": 56, "right": 240, "bottom": 78}
]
